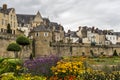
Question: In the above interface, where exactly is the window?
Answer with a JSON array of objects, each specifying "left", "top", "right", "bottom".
[
  {"left": 1, "top": 28, "right": 3, "bottom": 32},
  {"left": 44, "top": 32, "right": 48, "bottom": 37},
  {"left": 110, "top": 37, "right": 111, "bottom": 40},
  {"left": 35, "top": 32, "right": 39, "bottom": 37},
  {"left": 14, "top": 16, "right": 15, "bottom": 21},
  {"left": 11, "top": 21, "right": 12, "bottom": 27},
  {"left": 14, "top": 22, "right": 15, "bottom": 28},
  {"left": 4, "top": 29, "right": 6, "bottom": 33},
  {"left": 13, "top": 30, "right": 15, "bottom": 34},
  {"left": 11, "top": 15, "right": 12, "bottom": 20},
  {"left": 2, "top": 19, "right": 4, "bottom": 25},
  {"left": 5, "top": 20, "right": 7, "bottom": 26}
]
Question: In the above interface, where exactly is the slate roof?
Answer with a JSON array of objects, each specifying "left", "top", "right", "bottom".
[
  {"left": 43, "top": 18, "right": 50, "bottom": 23},
  {"left": 49, "top": 22, "right": 64, "bottom": 31},
  {"left": 32, "top": 25, "right": 50, "bottom": 32},
  {"left": 114, "top": 32, "right": 120, "bottom": 37},
  {"left": 65, "top": 31, "right": 79, "bottom": 38},
  {"left": 17, "top": 14, "right": 35, "bottom": 24},
  {"left": 0, "top": 8, "right": 12, "bottom": 14}
]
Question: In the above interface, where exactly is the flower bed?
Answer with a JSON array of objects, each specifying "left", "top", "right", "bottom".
[{"left": 24, "top": 55, "right": 61, "bottom": 77}]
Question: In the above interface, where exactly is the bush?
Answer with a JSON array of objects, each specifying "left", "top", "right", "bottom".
[
  {"left": 24, "top": 55, "right": 61, "bottom": 77},
  {"left": 82, "top": 70, "right": 120, "bottom": 80},
  {"left": 20, "top": 73, "right": 47, "bottom": 80},
  {"left": 51, "top": 60, "right": 91, "bottom": 79},
  {"left": 113, "top": 50, "right": 118, "bottom": 56},
  {"left": 91, "top": 42, "right": 96, "bottom": 46},
  {"left": 0, "top": 73, "right": 47, "bottom": 80},
  {"left": 0, "top": 58, "right": 23, "bottom": 75},
  {"left": 90, "top": 50, "right": 95, "bottom": 57},
  {"left": 1, "top": 72, "right": 16, "bottom": 80}
]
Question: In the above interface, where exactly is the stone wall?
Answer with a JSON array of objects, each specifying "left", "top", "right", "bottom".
[
  {"left": 49, "top": 43, "right": 120, "bottom": 57},
  {"left": 0, "top": 33, "right": 32, "bottom": 58}
]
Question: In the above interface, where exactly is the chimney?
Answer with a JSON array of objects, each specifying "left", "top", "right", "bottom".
[
  {"left": 3, "top": 4, "right": 7, "bottom": 10},
  {"left": 59, "top": 24, "right": 63, "bottom": 31},
  {"left": 79, "top": 26, "right": 81, "bottom": 30}
]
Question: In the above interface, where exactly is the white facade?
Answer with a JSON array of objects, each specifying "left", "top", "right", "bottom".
[
  {"left": 17, "top": 27, "right": 30, "bottom": 37},
  {"left": 105, "top": 35, "right": 117, "bottom": 44},
  {"left": 65, "top": 36, "right": 79, "bottom": 43},
  {"left": 87, "top": 30, "right": 96, "bottom": 43},
  {"left": 82, "top": 38, "right": 91, "bottom": 44},
  {"left": 70, "top": 37, "right": 79, "bottom": 43}
]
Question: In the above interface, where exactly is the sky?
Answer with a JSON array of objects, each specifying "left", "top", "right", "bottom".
[{"left": 0, "top": 0, "right": 120, "bottom": 32}]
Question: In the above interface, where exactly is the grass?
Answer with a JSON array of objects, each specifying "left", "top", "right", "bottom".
[
  {"left": 90, "top": 57, "right": 120, "bottom": 65},
  {"left": 62, "top": 56, "right": 120, "bottom": 65}
]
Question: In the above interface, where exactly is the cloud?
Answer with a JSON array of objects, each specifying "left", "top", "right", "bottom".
[{"left": 0, "top": 0, "right": 120, "bottom": 32}]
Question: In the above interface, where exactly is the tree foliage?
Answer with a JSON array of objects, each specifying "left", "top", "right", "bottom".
[
  {"left": 7, "top": 43, "right": 21, "bottom": 58},
  {"left": 113, "top": 50, "right": 118, "bottom": 56},
  {"left": 90, "top": 50, "right": 94, "bottom": 57},
  {"left": 91, "top": 42, "right": 96, "bottom": 46},
  {"left": 7, "top": 43, "right": 21, "bottom": 52},
  {"left": 16, "top": 36, "right": 30, "bottom": 46},
  {"left": 7, "top": 23, "right": 12, "bottom": 34}
]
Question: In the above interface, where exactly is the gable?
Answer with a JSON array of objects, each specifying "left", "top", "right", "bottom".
[{"left": 33, "top": 11, "right": 43, "bottom": 23}]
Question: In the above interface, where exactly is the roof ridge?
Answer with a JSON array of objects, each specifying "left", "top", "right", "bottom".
[{"left": 17, "top": 14, "right": 35, "bottom": 16}]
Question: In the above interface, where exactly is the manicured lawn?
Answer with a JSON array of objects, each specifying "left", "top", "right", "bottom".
[{"left": 89, "top": 57, "right": 120, "bottom": 65}]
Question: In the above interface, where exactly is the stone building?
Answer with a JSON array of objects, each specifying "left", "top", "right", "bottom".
[
  {"left": 0, "top": 4, "right": 18, "bottom": 34},
  {"left": 30, "top": 25, "right": 52, "bottom": 56},
  {"left": 30, "top": 23, "right": 64, "bottom": 56},
  {"left": 76, "top": 26, "right": 87, "bottom": 38},
  {"left": 65, "top": 30, "right": 80, "bottom": 43},
  {"left": 17, "top": 10, "right": 65, "bottom": 56},
  {"left": 17, "top": 11, "right": 45, "bottom": 36}
]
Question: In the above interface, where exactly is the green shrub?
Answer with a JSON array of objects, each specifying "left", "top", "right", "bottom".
[
  {"left": 0, "top": 58, "right": 23, "bottom": 75},
  {"left": 1, "top": 72, "right": 16, "bottom": 80},
  {"left": 113, "top": 50, "right": 118, "bottom": 56},
  {"left": 0, "top": 73, "right": 47, "bottom": 80}
]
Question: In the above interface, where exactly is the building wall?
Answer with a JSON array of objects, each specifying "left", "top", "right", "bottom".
[
  {"left": 31, "top": 31, "right": 53, "bottom": 56},
  {"left": 50, "top": 45, "right": 120, "bottom": 57},
  {"left": 83, "top": 31, "right": 105, "bottom": 45},
  {"left": 76, "top": 27, "right": 87, "bottom": 38},
  {"left": 117, "top": 37, "right": 120, "bottom": 44},
  {"left": 0, "top": 7, "right": 18, "bottom": 34},
  {"left": 82, "top": 38, "right": 91, "bottom": 44},
  {"left": 8, "top": 8, "right": 18, "bottom": 34},
  {"left": 32, "top": 12, "right": 43, "bottom": 27},
  {"left": 106, "top": 35, "right": 117, "bottom": 44}
]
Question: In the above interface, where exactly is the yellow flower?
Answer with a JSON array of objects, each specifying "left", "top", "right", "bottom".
[
  {"left": 16, "top": 65, "right": 21, "bottom": 70},
  {"left": 55, "top": 72, "right": 58, "bottom": 75},
  {"left": 62, "top": 70, "right": 66, "bottom": 73}
]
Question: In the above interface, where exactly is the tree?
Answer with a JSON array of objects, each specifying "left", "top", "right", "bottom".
[
  {"left": 16, "top": 36, "right": 30, "bottom": 58},
  {"left": 91, "top": 42, "right": 96, "bottom": 46},
  {"left": 7, "top": 23, "right": 12, "bottom": 34},
  {"left": 113, "top": 50, "right": 118, "bottom": 56},
  {"left": 16, "top": 36, "right": 30, "bottom": 47},
  {"left": 7, "top": 43, "right": 21, "bottom": 58},
  {"left": 90, "top": 50, "right": 94, "bottom": 57}
]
